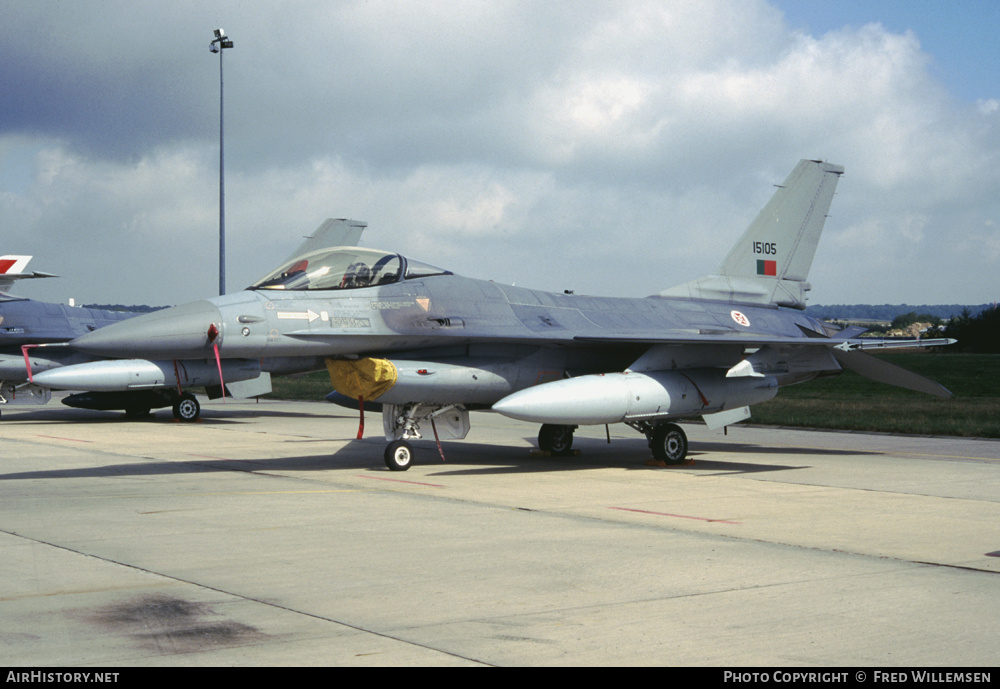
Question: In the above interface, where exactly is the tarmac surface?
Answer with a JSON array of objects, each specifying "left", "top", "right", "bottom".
[{"left": 1, "top": 396, "right": 998, "bottom": 667}]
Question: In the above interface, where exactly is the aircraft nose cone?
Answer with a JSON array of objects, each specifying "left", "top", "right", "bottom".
[{"left": 70, "top": 300, "right": 224, "bottom": 359}]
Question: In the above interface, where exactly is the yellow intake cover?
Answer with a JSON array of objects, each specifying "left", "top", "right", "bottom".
[{"left": 325, "top": 357, "right": 398, "bottom": 400}]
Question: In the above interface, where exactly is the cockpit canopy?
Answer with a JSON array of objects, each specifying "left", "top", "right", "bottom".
[{"left": 250, "top": 247, "right": 452, "bottom": 291}]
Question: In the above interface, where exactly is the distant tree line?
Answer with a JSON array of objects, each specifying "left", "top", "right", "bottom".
[
  {"left": 804, "top": 304, "right": 992, "bottom": 322},
  {"left": 82, "top": 304, "right": 166, "bottom": 313},
  {"left": 804, "top": 303, "right": 999, "bottom": 353},
  {"left": 926, "top": 305, "right": 1000, "bottom": 353}
]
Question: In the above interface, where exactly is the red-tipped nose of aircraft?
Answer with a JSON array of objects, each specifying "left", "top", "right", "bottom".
[{"left": 69, "top": 300, "right": 225, "bottom": 359}]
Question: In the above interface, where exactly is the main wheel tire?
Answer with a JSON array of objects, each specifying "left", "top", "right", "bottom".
[
  {"left": 538, "top": 424, "right": 575, "bottom": 454},
  {"left": 650, "top": 423, "right": 688, "bottom": 464},
  {"left": 384, "top": 440, "right": 413, "bottom": 471},
  {"left": 172, "top": 393, "right": 200, "bottom": 422}
]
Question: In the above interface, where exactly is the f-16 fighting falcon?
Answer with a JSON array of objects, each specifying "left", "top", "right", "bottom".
[
  {"left": 0, "top": 256, "right": 139, "bottom": 416},
  {"left": 39, "top": 160, "right": 953, "bottom": 470},
  {"left": 13, "top": 219, "right": 368, "bottom": 420}
]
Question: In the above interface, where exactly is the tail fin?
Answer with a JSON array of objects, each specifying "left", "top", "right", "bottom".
[
  {"left": 281, "top": 219, "right": 368, "bottom": 264},
  {"left": 0, "top": 255, "right": 58, "bottom": 293},
  {"left": 658, "top": 159, "right": 844, "bottom": 309}
]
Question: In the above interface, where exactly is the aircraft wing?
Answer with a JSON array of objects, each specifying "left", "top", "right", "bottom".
[
  {"left": 574, "top": 333, "right": 856, "bottom": 347},
  {"left": 580, "top": 332, "right": 955, "bottom": 398},
  {"left": 275, "top": 328, "right": 857, "bottom": 350},
  {"left": 576, "top": 334, "right": 956, "bottom": 349}
]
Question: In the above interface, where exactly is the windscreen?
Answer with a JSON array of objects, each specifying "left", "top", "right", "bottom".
[
  {"left": 250, "top": 247, "right": 451, "bottom": 291},
  {"left": 251, "top": 248, "right": 403, "bottom": 291}
]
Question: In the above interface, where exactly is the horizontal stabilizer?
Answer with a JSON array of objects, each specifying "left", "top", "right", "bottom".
[{"left": 832, "top": 349, "right": 952, "bottom": 399}]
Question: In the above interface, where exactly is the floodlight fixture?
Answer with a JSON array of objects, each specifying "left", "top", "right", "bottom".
[{"left": 210, "top": 29, "right": 233, "bottom": 53}]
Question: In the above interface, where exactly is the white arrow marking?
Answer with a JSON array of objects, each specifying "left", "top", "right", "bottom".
[{"left": 277, "top": 310, "right": 320, "bottom": 323}]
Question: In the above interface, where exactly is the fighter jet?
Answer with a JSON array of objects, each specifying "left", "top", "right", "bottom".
[
  {"left": 0, "top": 256, "right": 140, "bottom": 415},
  {"left": 46, "top": 160, "right": 952, "bottom": 469},
  {"left": 20, "top": 219, "right": 368, "bottom": 420}
]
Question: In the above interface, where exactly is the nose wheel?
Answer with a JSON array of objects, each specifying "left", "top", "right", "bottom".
[{"left": 384, "top": 439, "right": 413, "bottom": 471}]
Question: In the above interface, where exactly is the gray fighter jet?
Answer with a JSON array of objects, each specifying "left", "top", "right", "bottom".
[
  {"left": 44, "top": 160, "right": 953, "bottom": 469},
  {"left": 0, "top": 256, "right": 140, "bottom": 415},
  {"left": 18, "top": 219, "right": 368, "bottom": 420}
]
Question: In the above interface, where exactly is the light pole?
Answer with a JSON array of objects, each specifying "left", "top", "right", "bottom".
[{"left": 210, "top": 29, "right": 233, "bottom": 296}]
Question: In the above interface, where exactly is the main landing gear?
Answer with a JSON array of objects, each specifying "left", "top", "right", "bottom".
[
  {"left": 171, "top": 393, "right": 201, "bottom": 422},
  {"left": 534, "top": 421, "right": 689, "bottom": 464},
  {"left": 378, "top": 413, "right": 690, "bottom": 471},
  {"left": 636, "top": 421, "right": 689, "bottom": 464},
  {"left": 120, "top": 391, "right": 201, "bottom": 421},
  {"left": 537, "top": 423, "right": 576, "bottom": 454}
]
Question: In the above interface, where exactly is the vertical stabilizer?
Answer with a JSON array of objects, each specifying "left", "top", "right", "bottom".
[
  {"left": 0, "top": 255, "right": 58, "bottom": 293},
  {"left": 281, "top": 219, "right": 368, "bottom": 264},
  {"left": 658, "top": 159, "right": 844, "bottom": 309}
]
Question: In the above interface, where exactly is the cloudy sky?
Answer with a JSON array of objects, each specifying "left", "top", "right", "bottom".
[{"left": 1, "top": 0, "right": 998, "bottom": 307}]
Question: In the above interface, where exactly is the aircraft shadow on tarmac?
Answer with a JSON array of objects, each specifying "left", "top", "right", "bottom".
[
  {"left": 0, "top": 448, "right": 376, "bottom": 481},
  {"left": 0, "top": 432, "right": 870, "bottom": 481},
  {"left": 415, "top": 436, "right": 844, "bottom": 477},
  {"left": 0, "top": 404, "right": 338, "bottom": 425}
]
